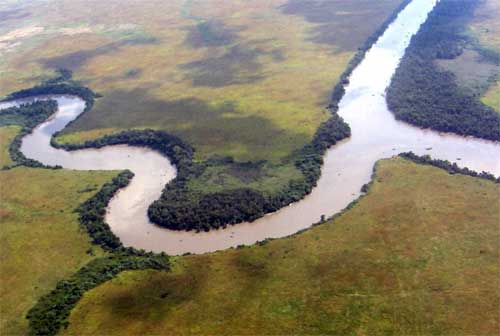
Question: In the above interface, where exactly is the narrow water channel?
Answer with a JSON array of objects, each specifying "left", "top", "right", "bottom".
[{"left": 1, "top": 0, "right": 498, "bottom": 255}]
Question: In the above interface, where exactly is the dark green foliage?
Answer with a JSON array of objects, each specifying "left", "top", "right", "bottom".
[
  {"left": 76, "top": 170, "right": 134, "bottom": 250},
  {"left": 147, "top": 114, "right": 350, "bottom": 231},
  {"left": 2, "top": 0, "right": 411, "bottom": 230},
  {"left": 0, "top": 100, "right": 56, "bottom": 128},
  {"left": 146, "top": 0, "right": 414, "bottom": 230},
  {"left": 0, "top": 100, "right": 61, "bottom": 169},
  {"left": 149, "top": 188, "right": 268, "bottom": 231},
  {"left": 53, "top": 129, "right": 194, "bottom": 170},
  {"left": 26, "top": 167, "right": 171, "bottom": 336},
  {"left": 387, "top": 0, "right": 500, "bottom": 141},
  {"left": 43, "top": 68, "right": 74, "bottom": 84},
  {"left": 26, "top": 252, "right": 170, "bottom": 336},
  {"left": 399, "top": 152, "right": 499, "bottom": 183},
  {"left": 3, "top": 68, "right": 98, "bottom": 134},
  {"left": 5, "top": 82, "right": 95, "bottom": 107}
]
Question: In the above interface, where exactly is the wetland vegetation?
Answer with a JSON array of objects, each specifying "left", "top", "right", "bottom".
[
  {"left": 0, "top": 164, "right": 116, "bottom": 335},
  {"left": 0, "top": 105, "right": 172, "bottom": 336},
  {"left": 0, "top": 100, "right": 59, "bottom": 168},
  {"left": 0, "top": 0, "right": 410, "bottom": 231},
  {"left": 387, "top": 0, "right": 500, "bottom": 141},
  {"left": 2, "top": 0, "right": 409, "bottom": 231},
  {"left": 62, "top": 158, "right": 500, "bottom": 335},
  {"left": 1, "top": 0, "right": 499, "bottom": 334}
]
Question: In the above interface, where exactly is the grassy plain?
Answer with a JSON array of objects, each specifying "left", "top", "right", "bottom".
[
  {"left": 481, "top": 81, "right": 499, "bottom": 112},
  {"left": 469, "top": 0, "right": 500, "bottom": 113},
  {"left": 437, "top": 0, "right": 499, "bottom": 112},
  {"left": 468, "top": 0, "right": 500, "bottom": 54},
  {"left": 0, "top": 0, "right": 405, "bottom": 162},
  {"left": 63, "top": 158, "right": 500, "bottom": 335},
  {"left": 0, "top": 164, "right": 117, "bottom": 334},
  {"left": 0, "top": 125, "right": 19, "bottom": 167}
]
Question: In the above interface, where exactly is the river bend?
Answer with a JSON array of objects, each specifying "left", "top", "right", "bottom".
[{"left": 1, "top": 0, "right": 498, "bottom": 254}]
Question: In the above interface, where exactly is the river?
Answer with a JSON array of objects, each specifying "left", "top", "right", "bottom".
[{"left": 1, "top": 0, "right": 498, "bottom": 255}]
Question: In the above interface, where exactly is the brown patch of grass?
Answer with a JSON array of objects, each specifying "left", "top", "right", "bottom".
[
  {"left": 63, "top": 158, "right": 500, "bottom": 335},
  {"left": 0, "top": 0, "right": 404, "bottom": 164}
]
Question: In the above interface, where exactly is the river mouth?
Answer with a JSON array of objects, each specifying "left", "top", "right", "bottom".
[{"left": 1, "top": 0, "right": 498, "bottom": 255}]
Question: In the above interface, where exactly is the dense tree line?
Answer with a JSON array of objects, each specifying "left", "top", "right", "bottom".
[
  {"left": 400, "top": 152, "right": 499, "bottom": 183},
  {"left": 387, "top": 0, "right": 500, "bottom": 141},
  {"left": 27, "top": 252, "right": 170, "bottom": 336},
  {"left": 147, "top": 114, "right": 351, "bottom": 231},
  {"left": 1, "top": 72, "right": 174, "bottom": 336},
  {"left": 2, "top": 0, "right": 411, "bottom": 230},
  {"left": 26, "top": 168, "right": 171, "bottom": 336},
  {"left": 2, "top": 0, "right": 410, "bottom": 231},
  {"left": 3, "top": 68, "right": 98, "bottom": 134},
  {"left": 0, "top": 100, "right": 56, "bottom": 128},
  {"left": 0, "top": 100, "right": 61, "bottom": 169},
  {"left": 146, "top": 0, "right": 410, "bottom": 231},
  {"left": 77, "top": 170, "right": 134, "bottom": 250},
  {"left": 53, "top": 129, "right": 194, "bottom": 170}
]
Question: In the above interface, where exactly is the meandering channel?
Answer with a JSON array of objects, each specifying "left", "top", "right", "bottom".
[{"left": 1, "top": 0, "right": 498, "bottom": 255}]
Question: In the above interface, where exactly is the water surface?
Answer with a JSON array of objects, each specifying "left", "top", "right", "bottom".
[{"left": 1, "top": 0, "right": 498, "bottom": 254}]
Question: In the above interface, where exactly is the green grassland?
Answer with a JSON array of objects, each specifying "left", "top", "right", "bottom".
[
  {"left": 468, "top": 0, "right": 500, "bottom": 112},
  {"left": 436, "top": 0, "right": 499, "bottom": 111},
  {"left": 481, "top": 81, "right": 499, "bottom": 112},
  {"left": 0, "top": 151, "right": 118, "bottom": 334},
  {"left": 387, "top": 0, "right": 499, "bottom": 141},
  {"left": 0, "top": 0, "right": 405, "bottom": 165},
  {"left": 0, "top": 125, "right": 20, "bottom": 167},
  {"left": 468, "top": 0, "right": 500, "bottom": 54},
  {"left": 468, "top": 0, "right": 499, "bottom": 112},
  {"left": 0, "top": 0, "right": 410, "bottom": 230},
  {"left": 62, "top": 158, "right": 500, "bottom": 335},
  {"left": 186, "top": 159, "right": 303, "bottom": 196}
]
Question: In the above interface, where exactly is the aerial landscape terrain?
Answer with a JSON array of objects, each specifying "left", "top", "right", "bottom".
[{"left": 0, "top": 0, "right": 498, "bottom": 335}]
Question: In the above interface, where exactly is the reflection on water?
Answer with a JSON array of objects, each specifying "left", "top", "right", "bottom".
[{"left": 1, "top": 0, "right": 498, "bottom": 255}]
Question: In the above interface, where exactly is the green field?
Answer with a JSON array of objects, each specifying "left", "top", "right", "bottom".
[
  {"left": 0, "top": 125, "right": 19, "bottom": 167},
  {"left": 481, "top": 81, "right": 500, "bottom": 112},
  {"left": 468, "top": 0, "right": 500, "bottom": 54},
  {"left": 0, "top": 0, "right": 404, "bottom": 165},
  {"left": 0, "top": 151, "right": 117, "bottom": 334},
  {"left": 2, "top": 1, "right": 499, "bottom": 334},
  {"left": 468, "top": 0, "right": 500, "bottom": 113},
  {"left": 436, "top": 0, "right": 499, "bottom": 111},
  {"left": 62, "top": 158, "right": 500, "bottom": 335},
  {"left": 1, "top": 0, "right": 412, "bottom": 231}
]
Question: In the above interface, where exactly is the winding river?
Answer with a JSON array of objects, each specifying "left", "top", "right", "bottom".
[{"left": 1, "top": 0, "right": 499, "bottom": 255}]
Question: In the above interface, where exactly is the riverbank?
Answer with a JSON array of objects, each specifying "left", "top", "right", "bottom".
[
  {"left": 4, "top": 0, "right": 499, "bottom": 256},
  {"left": 62, "top": 157, "right": 500, "bottom": 335},
  {"left": 387, "top": 0, "right": 500, "bottom": 141},
  {"left": 0, "top": 0, "right": 414, "bottom": 232}
]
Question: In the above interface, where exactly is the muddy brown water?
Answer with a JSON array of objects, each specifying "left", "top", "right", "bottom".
[{"left": 1, "top": 0, "right": 498, "bottom": 255}]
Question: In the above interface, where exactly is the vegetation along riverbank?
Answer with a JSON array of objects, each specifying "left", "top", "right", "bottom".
[
  {"left": 387, "top": 0, "right": 500, "bottom": 141},
  {"left": 0, "top": 105, "right": 171, "bottom": 336},
  {"left": 62, "top": 156, "right": 500, "bottom": 335},
  {"left": 2, "top": 0, "right": 414, "bottom": 231},
  {"left": 3, "top": 98, "right": 497, "bottom": 334}
]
